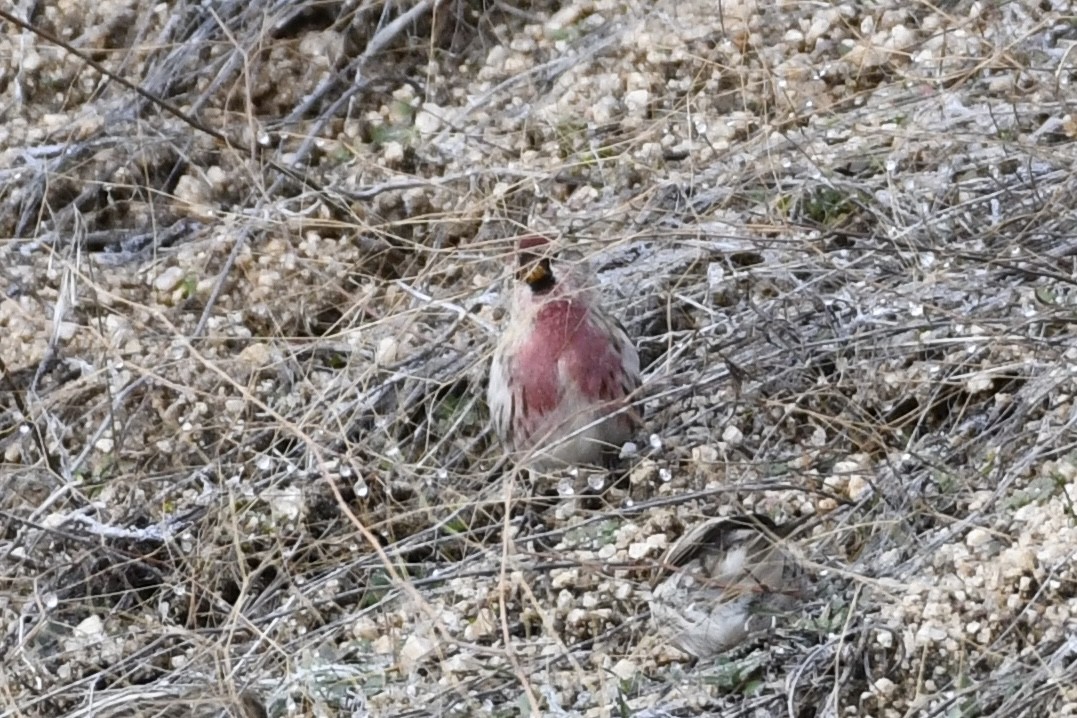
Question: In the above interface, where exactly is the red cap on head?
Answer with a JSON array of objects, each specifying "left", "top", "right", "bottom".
[{"left": 517, "top": 235, "right": 552, "bottom": 251}]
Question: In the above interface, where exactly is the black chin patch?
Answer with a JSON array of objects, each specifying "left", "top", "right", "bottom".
[
  {"left": 519, "top": 256, "right": 556, "bottom": 293},
  {"left": 528, "top": 269, "right": 555, "bottom": 294}
]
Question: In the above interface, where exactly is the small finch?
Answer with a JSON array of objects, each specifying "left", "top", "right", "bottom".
[
  {"left": 487, "top": 236, "right": 641, "bottom": 471},
  {"left": 649, "top": 514, "right": 805, "bottom": 658}
]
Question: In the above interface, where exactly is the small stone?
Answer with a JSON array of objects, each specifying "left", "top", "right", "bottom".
[
  {"left": 805, "top": 15, "right": 832, "bottom": 45},
  {"left": 1000, "top": 546, "right": 1036, "bottom": 575},
  {"left": 442, "top": 653, "right": 476, "bottom": 674},
  {"left": 628, "top": 458, "right": 657, "bottom": 485},
  {"left": 872, "top": 677, "right": 896, "bottom": 696},
  {"left": 238, "top": 342, "right": 270, "bottom": 368},
  {"left": 824, "top": 473, "right": 847, "bottom": 491},
  {"left": 915, "top": 623, "right": 947, "bottom": 645},
  {"left": 173, "top": 174, "right": 209, "bottom": 206},
  {"left": 552, "top": 569, "right": 580, "bottom": 589},
  {"left": 965, "top": 527, "right": 992, "bottom": 548},
  {"left": 611, "top": 658, "right": 637, "bottom": 681},
  {"left": 414, "top": 104, "right": 443, "bottom": 134},
  {"left": 546, "top": 3, "right": 585, "bottom": 31},
  {"left": 889, "top": 24, "right": 916, "bottom": 50},
  {"left": 352, "top": 617, "right": 380, "bottom": 641},
  {"left": 154, "top": 266, "right": 186, "bottom": 292},
  {"left": 591, "top": 96, "right": 619, "bottom": 123},
  {"left": 847, "top": 475, "right": 873, "bottom": 500},
  {"left": 485, "top": 45, "right": 508, "bottom": 70},
  {"left": 965, "top": 372, "right": 993, "bottom": 394},
  {"left": 54, "top": 321, "right": 79, "bottom": 341},
  {"left": 75, "top": 615, "right": 104, "bottom": 638},
  {"left": 383, "top": 141, "right": 405, "bottom": 164},
  {"left": 399, "top": 634, "right": 434, "bottom": 670},
  {"left": 376, "top": 336, "right": 399, "bottom": 365},
  {"left": 692, "top": 445, "right": 719, "bottom": 463},
  {"left": 567, "top": 184, "right": 599, "bottom": 210},
  {"left": 205, "top": 165, "right": 227, "bottom": 190},
  {"left": 464, "top": 608, "right": 495, "bottom": 640},
  {"left": 267, "top": 486, "right": 304, "bottom": 522},
  {"left": 625, "top": 89, "right": 650, "bottom": 115},
  {"left": 832, "top": 459, "right": 863, "bottom": 475}
]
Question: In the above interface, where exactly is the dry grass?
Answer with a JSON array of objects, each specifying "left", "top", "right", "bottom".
[{"left": 2, "top": 0, "right": 1077, "bottom": 716}]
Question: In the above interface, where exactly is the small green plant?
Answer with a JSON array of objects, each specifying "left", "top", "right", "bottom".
[
  {"left": 1002, "top": 474, "right": 1059, "bottom": 511},
  {"left": 614, "top": 684, "right": 633, "bottom": 717},
  {"left": 547, "top": 26, "right": 580, "bottom": 42},
  {"left": 554, "top": 118, "right": 587, "bottom": 158},
  {"left": 702, "top": 652, "right": 768, "bottom": 693},
  {"left": 434, "top": 392, "right": 478, "bottom": 428},
  {"left": 368, "top": 100, "right": 418, "bottom": 148},
  {"left": 443, "top": 517, "right": 470, "bottom": 534},
  {"left": 800, "top": 186, "right": 861, "bottom": 226},
  {"left": 325, "top": 352, "right": 348, "bottom": 370},
  {"left": 180, "top": 275, "right": 197, "bottom": 298},
  {"left": 358, "top": 568, "right": 395, "bottom": 608}
]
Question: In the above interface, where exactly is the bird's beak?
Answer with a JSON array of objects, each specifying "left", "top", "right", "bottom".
[{"left": 521, "top": 258, "right": 551, "bottom": 286}]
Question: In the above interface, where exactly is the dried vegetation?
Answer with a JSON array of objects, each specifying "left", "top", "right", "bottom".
[{"left": 2, "top": 0, "right": 1077, "bottom": 716}]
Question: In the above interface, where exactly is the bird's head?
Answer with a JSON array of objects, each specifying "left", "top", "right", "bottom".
[{"left": 516, "top": 236, "right": 556, "bottom": 294}]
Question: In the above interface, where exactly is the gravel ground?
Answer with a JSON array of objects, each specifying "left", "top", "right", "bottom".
[{"left": 2, "top": 0, "right": 1077, "bottom": 716}]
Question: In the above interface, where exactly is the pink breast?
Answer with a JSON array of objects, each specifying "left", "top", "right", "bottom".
[{"left": 513, "top": 299, "right": 624, "bottom": 429}]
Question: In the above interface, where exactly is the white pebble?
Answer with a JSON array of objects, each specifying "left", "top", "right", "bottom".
[
  {"left": 847, "top": 475, "right": 873, "bottom": 500},
  {"left": 872, "top": 677, "right": 896, "bottom": 696},
  {"left": 413, "top": 103, "right": 443, "bottom": 134},
  {"left": 965, "top": 527, "right": 992, "bottom": 548},
  {"left": 376, "top": 336, "right": 399, "bottom": 365},
  {"left": 612, "top": 658, "right": 637, "bottom": 680},
  {"left": 805, "top": 16, "right": 832, "bottom": 45},
  {"left": 75, "top": 615, "right": 104, "bottom": 637},
  {"left": 889, "top": 24, "right": 916, "bottom": 50},
  {"left": 399, "top": 634, "right": 434, "bottom": 669},
  {"left": 382, "top": 141, "right": 404, "bottom": 163},
  {"left": 624, "top": 89, "right": 650, "bottom": 115},
  {"left": 153, "top": 266, "right": 186, "bottom": 292},
  {"left": 692, "top": 445, "right": 719, "bottom": 463}
]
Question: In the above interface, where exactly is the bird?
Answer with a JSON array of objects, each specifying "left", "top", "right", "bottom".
[
  {"left": 649, "top": 514, "right": 805, "bottom": 658},
  {"left": 487, "top": 235, "right": 641, "bottom": 471}
]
